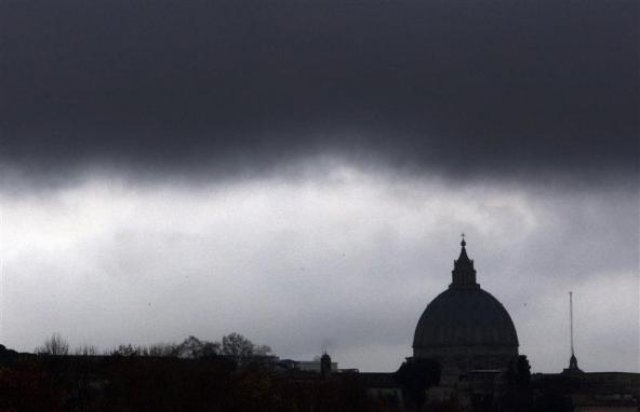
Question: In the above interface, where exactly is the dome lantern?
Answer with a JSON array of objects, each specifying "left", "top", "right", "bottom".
[{"left": 450, "top": 237, "right": 479, "bottom": 289}]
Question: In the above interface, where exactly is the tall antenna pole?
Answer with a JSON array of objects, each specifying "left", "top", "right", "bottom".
[{"left": 569, "top": 291, "right": 574, "bottom": 357}]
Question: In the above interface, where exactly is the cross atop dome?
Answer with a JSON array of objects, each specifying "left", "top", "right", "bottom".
[{"left": 458, "top": 234, "right": 471, "bottom": 263}]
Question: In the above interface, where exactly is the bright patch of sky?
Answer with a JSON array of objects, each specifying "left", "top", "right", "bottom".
[{"left": 1, "top": 163, "right": 637, "bottom": 372}]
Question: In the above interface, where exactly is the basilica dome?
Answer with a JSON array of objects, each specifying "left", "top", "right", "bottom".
[
  {"left": 413, "top": 286, "right": 518, "bottom": 350},
  {"left": 412, "top": 240, "right": 518, "bottom": 371}
]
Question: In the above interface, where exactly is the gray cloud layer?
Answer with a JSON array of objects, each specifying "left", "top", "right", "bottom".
[
  {"left": 1, "top": 0, "right": 637, "bottom": 374},
  {"left": 2, "top": 0, "right": 637, "bottom": 183},
  {"left": 1, "top": 173, "right": 637, "bottom": 372}
]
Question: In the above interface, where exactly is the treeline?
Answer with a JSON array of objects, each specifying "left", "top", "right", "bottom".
[
  {"left": 34, "top": 332, "right": 272, "bottom": 359},
  {"left": 0, "top": 344, "right": 387, "bottom": 412}
]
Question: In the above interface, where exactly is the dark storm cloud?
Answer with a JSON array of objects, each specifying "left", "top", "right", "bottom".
[{"left": 1, "top": 0, "right": 637, "bottom": 182}]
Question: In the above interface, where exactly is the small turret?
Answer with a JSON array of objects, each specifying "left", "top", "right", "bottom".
[{"left": 320, "top": 353, "right": 332, "bottom": 378}]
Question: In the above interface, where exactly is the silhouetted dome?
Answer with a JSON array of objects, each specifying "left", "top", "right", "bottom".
[
  {"left": 413, "top": 287, "right": 518, "bottom": 349},
  {"left": 412, "top": 239, "right": 518, "bottom": 367}
]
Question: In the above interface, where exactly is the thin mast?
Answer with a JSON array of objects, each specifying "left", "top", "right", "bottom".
[
  {"left": 563, "top": 291, "right": 582, "bottom": 374},
  {"left": 570, "top": 291, "right": 574, "bottom": 357}
]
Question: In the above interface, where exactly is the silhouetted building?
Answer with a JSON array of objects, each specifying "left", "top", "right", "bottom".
[
  {"left": 412, "top": 239, "right": 519, "bottom": 396},
  {"left": 533, "top": 372, "right": 640, "bottom": 411},
  {"left": 320, "top": 352, "right": 332, "bottom": 378},
  {"left": 562, "top": 353, "right": 584, "bottom": 376},
  {"left": 292, "top": 358, "right": 339, "bottom": 373}
]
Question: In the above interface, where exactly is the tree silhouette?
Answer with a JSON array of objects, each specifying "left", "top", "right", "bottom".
[
  {"left": 502, "top": 355, "right": 533, "bottom": 411},
  {"left": 35, "top": 333, "right": 70, "bottom": 356},
  {"left": 221, "top": 333, "right": 271, "bottom": 359},
  {"left": 174, "top": 336, "right": 220, "bottom": 359},
  {"left": 395, "top": 358, "right": 441, "bottom": 410},
  {"left": 73, "top": 344, "right": 98, "bottom": 356}
]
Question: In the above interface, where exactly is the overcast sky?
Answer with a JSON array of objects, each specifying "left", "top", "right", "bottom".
[{"left": 0, "top": 0, "right": 638, "bottom": 373}]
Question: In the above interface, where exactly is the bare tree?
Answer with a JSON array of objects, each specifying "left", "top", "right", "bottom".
[
  {"left": 146, "top": 342, "right": 178, "bottom": 357},
  {"left": 221, "top": 333, "right": 271, "bottom": 358},
  {"left": 175, "top": 336, "right": 220, "bottom": 359},
  {"left": 110, "top": 344, "right": 138, "bottom": 357},
  {"left": 254, "top": 344, "right": 272, "bottom": 356},
  {"left": 105, "top": 338, "right": 220, "bottom": 358},
  {"left": 74, "top": 344, "right": 98, "bottom": 356},
  {"left": 221, "top": 333, "right": 253, "bottom": 358},
  {"left": 35, "top": 333, "right": 70, "bottom": 355}
]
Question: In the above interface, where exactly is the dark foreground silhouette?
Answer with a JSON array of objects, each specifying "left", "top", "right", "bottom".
[
  {"left": 1, "top": 344, "right": 637, "bottom": 411},
  {"left": 0, "top": 344, "right": 390, "bottom": 412}
]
